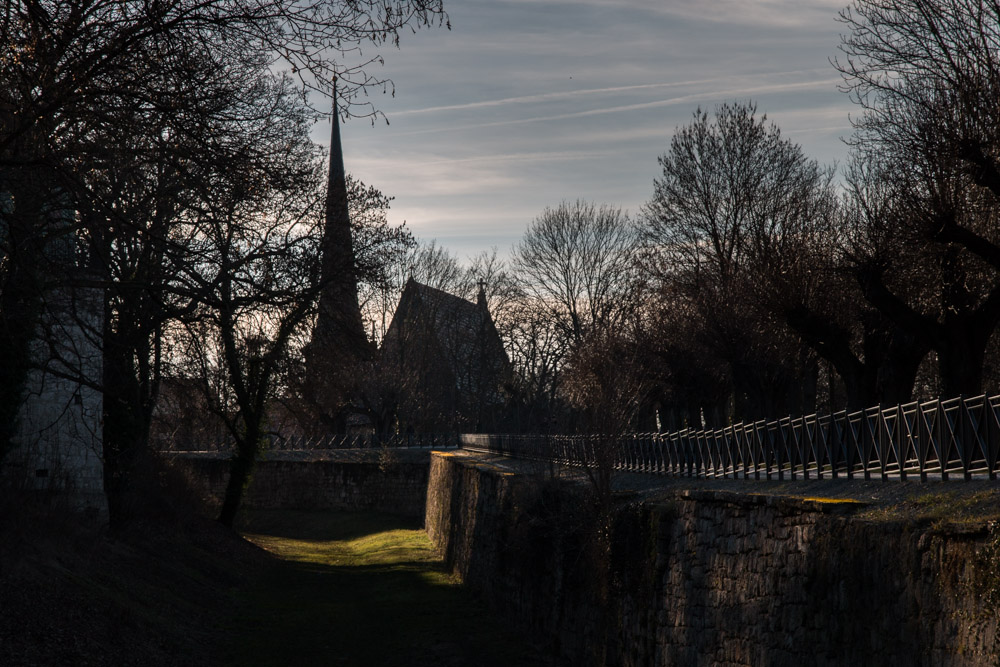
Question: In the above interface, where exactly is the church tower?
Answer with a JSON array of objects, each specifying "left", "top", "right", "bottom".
[
  {"left": 315, "top": 83, "right": 369, "bottom": 359},
  {"left": 305, "top": 85, "right": 371, "bottom": 431}
]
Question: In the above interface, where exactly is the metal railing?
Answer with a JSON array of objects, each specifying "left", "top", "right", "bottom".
[
  {"left": 459, "top": 394, "right": 1000, "bottom": 482},
  {"left": 165, "top": 432, "right": 460, "bottom": 453}
]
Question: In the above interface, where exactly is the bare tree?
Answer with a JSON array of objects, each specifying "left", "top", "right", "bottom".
[
  {"left": 0, "top": 0, "right": 447, "bottom": 146},
  {"left": 0, "top": 0, "right": 446, "bottom": 524},
  {"left": 515, "top": 200, "right": 641, "bottom": 347},
  {"left": 641, "top": 102, "right": 827, "bottom": 422},
  {"left": 68, "top": 66, "right": 322, "bottom": 524},
  {"left": 503, "top": 294, "right": 570, "bottom": 431},
  {"left": 181, "top": 136, "right": 325, "bottom": 527}
]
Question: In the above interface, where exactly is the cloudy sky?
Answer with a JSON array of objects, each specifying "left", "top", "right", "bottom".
[{"left": 320, "top": 0, "right": 858, "bottom": 260}]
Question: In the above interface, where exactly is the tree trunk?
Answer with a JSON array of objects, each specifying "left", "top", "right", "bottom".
[
  {"left": 0, "top": 256, "right": 40, "bottom": 463},
  {"left": 218, "top": 420, "right": 263, "bottom": 528},
  {"left": 877, "top": 331, "right": 928, "bottom": 405},
  {"left": 937, "top": 327, "right": 989, "bottom": 398},
  {"left": 102, "top": 331, "right": 148, "bottom": 529}
]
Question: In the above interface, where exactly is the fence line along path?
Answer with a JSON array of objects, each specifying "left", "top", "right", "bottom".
[
  {"left": 460, "top": 395, "right": 1000, "bottom": 482},
  {"left": 164, "top": 432, "right": 460, "bottom": 454}
]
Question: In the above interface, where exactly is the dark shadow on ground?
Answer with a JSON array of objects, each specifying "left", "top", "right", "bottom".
[{"left": 225, "top": 509, "right": 552, "bottom": 667}]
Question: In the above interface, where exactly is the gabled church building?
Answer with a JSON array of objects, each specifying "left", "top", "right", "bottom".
[
  {"left": 380, "top": 279, "right": 511, "bottom": 433},
  {"left": 301, "top": 84, "right": 512, "bottom": 436}
]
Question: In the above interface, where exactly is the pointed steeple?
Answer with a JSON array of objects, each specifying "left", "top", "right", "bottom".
[
  {"left": 307, "top": 82, "right": 371, "bottom": 430},
  {"left": 325, "top": 81, "right": 349, "bottom": 238}
]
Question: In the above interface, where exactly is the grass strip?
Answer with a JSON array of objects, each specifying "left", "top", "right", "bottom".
[{"left": 226, "top": 510, "right": 549, "bottom": 667}]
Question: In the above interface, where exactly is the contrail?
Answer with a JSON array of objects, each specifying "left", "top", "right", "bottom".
[
  {"left": 393, "top": 78, "right": 843, "bottom": 136},
  {"left": 392, "top": 69, "right": 833, "bottom": 117}
]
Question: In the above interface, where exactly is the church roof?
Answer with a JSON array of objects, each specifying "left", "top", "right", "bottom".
[
  {"left": 406, "top": 280, "right": 481, "bottom": 332},
  {"left": 382, "top": 277, "right": 509, "bottom": 382}
]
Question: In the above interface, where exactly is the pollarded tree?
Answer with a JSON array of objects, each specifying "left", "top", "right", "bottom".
[
  {"left": 835, "top": 0, "right": 1000, "bottom": 267},
  {"left": 732, "top": 139, "right": 931, "bottom": 410},
  {"left": 834, "top": 1, "right": 1000, "bottom": 397},
  {"left": 842, "top": 145, "right": 1000, "bottom": 397},
  {"left": 752, "top": 214, "right": 931, "bottom": 410}
]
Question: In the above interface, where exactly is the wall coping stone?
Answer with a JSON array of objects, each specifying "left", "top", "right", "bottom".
[{"left": 165, "top": 448, "right": 435, "bottom": 464}]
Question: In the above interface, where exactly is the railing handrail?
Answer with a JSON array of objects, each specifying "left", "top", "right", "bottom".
[
  {"left": 161, "top": 432, "right": 462, "bottom": 453},
  {"left": 458, "top": 394, "right": 1000, "bottom": 482}
]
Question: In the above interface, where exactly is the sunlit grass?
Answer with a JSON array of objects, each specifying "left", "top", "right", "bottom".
[
  {"left": 245, "top": 526, "right": 458, "bottom": 586},
  {"left": 798, "top": 497, "right": 864, "bottom": 504},
  {"left": 225, "top": 510, "right": 549, "bottom": 667}
]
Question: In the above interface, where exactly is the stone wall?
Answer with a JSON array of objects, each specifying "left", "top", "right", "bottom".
[
  {"left": 169, "top": 450, "right": 432, "bottom": 518},
  {"left": 426, "top": 451, "right": 1000, "bottom": 666}
]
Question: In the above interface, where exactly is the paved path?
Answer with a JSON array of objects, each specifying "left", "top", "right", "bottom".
[{"left": 449, "top": 449, "right": 1000, "bottom": 513}]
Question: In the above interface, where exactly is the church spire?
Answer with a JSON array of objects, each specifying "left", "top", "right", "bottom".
[
  {"left": 307, "top": 82, "right": 371, "bottom": 429},
  {"left": 325, "top": 80, "right": 349, "bottom": 235}
]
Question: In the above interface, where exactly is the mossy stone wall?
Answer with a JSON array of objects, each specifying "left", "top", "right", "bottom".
[{"left": 426, "top": 452, "right": 1000, "bottom": 666}]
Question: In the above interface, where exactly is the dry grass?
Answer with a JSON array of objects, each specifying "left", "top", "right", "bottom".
[{"left": 858, "top": 488, "right": 1000, "bottom": 528}]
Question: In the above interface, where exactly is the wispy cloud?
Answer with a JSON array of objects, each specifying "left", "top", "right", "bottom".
[
  {"left": 394, "top": 78, "right": 844, "bottom": 137},
  {"left": 392, "top": 70, "right": 832, "bottom": 116},
  {"left": 499, "top": 0, "right": 846, "bottom": 29},
  {"left": 349, "top": 154, "right": 524, "bottom": 197},
  {"left": 420, "top": 150, "right": 611, "bottom": 166},
  {"left": 335, "top": 0, "right": 857, "bottom": 258},
  {"left": 649, "top": 0, "right": 846, "bottom": 27}
]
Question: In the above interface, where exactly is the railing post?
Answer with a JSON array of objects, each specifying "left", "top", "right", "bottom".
[
  {"left": 773, "top": 423, "right": 783, "bottom": 481},
  {"left": 897, "top": 404, "right": 906, "bottom": 482},
  {"left": 960, "top": 395, "right": 973, "bottom": 481},
  {"left": 878, "top": 404, "right": 889, "bottom": 481},
  {"left": 813, "top": 415, "right": 824, "bottom": 480},
  {"left": 938, "top": 399, "right": 948, "bottom": 481},
  {"left": 684, "top": 430, "right": 693, "bottom": 477},
  {"left": 736, "top": 427, "right": 744, "bottom": 479},
  {"left": 800, "top": 417, "right": 810, "bottom": 480},
  {"left": 990, "top": 397, "right": 999, "bottom": 481},
  {"left": 764, "top": 423, "right": 773, "bottom": 481}
]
